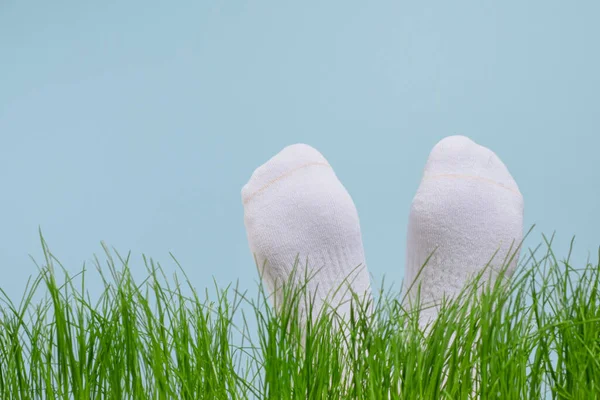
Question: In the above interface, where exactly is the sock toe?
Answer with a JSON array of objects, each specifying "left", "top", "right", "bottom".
[
  {"left": 405, "top": 135, "right": 524, "bottom": 327},
  {"left": 241, "top": 144, "right": 329, "bottom": 205},
  {"left": 423, "top": 135, "right": 521, "bottom": 194},
  {"left": 242, "top": 144, "right": 371, "bottom": 319}
]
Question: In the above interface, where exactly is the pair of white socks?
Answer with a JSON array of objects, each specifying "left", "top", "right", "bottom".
[{"left": 241, "top": 136, "right": 524, "bottom": 329}]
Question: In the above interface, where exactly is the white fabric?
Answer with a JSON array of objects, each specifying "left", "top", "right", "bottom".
[
  {"left": 404, "top": 135, "right": 524, "bottom": 327},
  {"left": 242, "top": 144, "right": 372, "bottom": 321}
]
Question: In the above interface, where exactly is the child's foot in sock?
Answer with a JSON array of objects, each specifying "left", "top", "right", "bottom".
[
  {"left": 242, "top": 144, "right": 372, "bottom": 323},
  {"left": 404, "top": 135, "right": 524, "bottom": 328}
]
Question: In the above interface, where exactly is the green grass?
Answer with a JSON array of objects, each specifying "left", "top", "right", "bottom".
[{"left": 0, "top": 233, "right": 599, "bottom": 399}]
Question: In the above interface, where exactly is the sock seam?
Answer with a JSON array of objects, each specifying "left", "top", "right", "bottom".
[
  {"left": 422, "top": 173, "right": 521, "bottom": 196},
  {"left": 243, "top": 162, "right": 331, "bottom": 204}
]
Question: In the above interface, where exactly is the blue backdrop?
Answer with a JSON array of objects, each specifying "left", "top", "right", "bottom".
[{"left": 1, "top": 1, "right": 598, "bottom": 302}]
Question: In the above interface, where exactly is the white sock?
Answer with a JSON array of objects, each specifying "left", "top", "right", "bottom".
[
  {"left": 242, "top": 144, "right": 372, "bottom": 322},
  {"left": 404, "top": 135, "right": 524, "bottom": 328}
]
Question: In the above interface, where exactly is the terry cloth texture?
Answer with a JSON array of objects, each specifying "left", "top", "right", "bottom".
[
  {"left": 242, "top": 144, "right": 372, "bottom": 322},
  {"left": 405, "top": 135, "right": 524, "bottom": 327}
]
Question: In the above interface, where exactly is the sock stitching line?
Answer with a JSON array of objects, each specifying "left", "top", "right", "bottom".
[
  {"left": 422, "top": 173, "right": 522, "bottom": 196},
  {"left": 243, "top": 162, "right": 331, "bottom": 204}
]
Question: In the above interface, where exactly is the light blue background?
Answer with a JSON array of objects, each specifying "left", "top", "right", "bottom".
[{"left": 1, "top": 1, "right": 598, "bottom": 302}]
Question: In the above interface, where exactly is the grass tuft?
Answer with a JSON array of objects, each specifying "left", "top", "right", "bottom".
[{"left": 0, "top": 233, "right": 599, "bottom": 399}]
